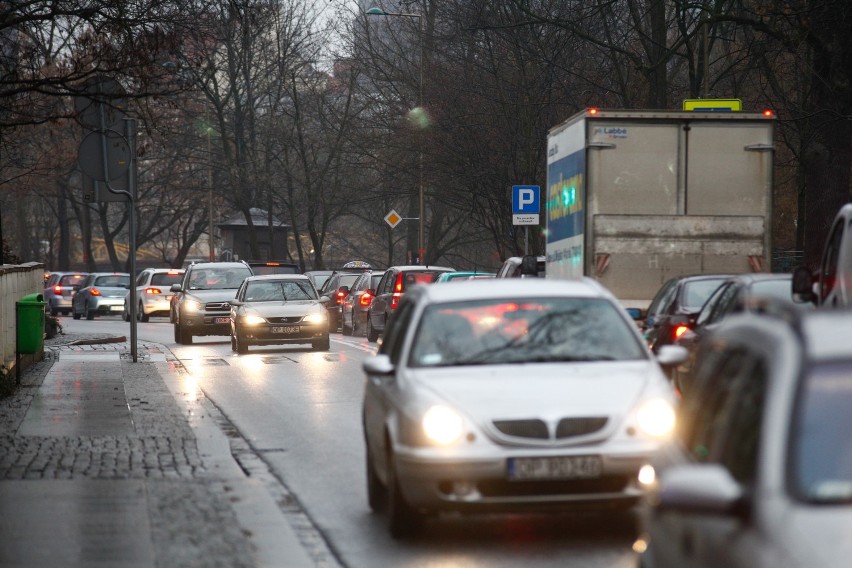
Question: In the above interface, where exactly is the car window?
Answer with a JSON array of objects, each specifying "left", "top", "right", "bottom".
[
  {"left": 790, "top": 360, "right": 852, "bottom": 502},
  {"left": 681, "top": 278, "right": 728, "bottom": 311},
  {"left": 379, "top": 300, "right": 416, "bottom": 364},
  {"left": 748, "top": 279, "right": 794, "bottom": 303},
  {"left": 59, "top": 274, "right": 86, "bottom": 286},
  {"left": 245, "top": 280, "right": 315, "bottom": 301},
  {"left": 646, "top": 279, "right": 676, "bottom": 319},
  {"left": 340, "top": 274, "right": 361, "bottom": 289},
  {"left": 150, "top": 272, "right": 184, "bottom": 286},
  {"left": 409, "top": 297, "right": 647, "bottom": 368},
  {"left": 707, "top": 282, "right": 739, "bottom": 323},
  {"left": 715, "top": 359, "right": 767, "bottom": 484},
  {"left": 94, "top": 275, "right": 130, "bottom": 288},
  {"left": 370, "top": 273, "right": 384, "bottom": 289},
  {"left": 189, "top": 267, "right": 251, "bottom": 290},
  {"left": 695, "top": 283, "right": 728, "bottom": 327}
]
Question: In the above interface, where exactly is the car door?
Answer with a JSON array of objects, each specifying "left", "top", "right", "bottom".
[{"left": 369, "top": 269, "right": 394, "bottom": 328}]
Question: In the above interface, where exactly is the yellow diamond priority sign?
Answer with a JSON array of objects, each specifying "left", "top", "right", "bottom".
[{"left": 384, "top": 209, "right": 402, "bottom": 228}]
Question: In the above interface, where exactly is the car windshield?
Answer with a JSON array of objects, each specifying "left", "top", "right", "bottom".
[
  {"left": 150, "top": 272, "right": 183, "bottom": 286},
  {"left": 93, "top": 275, "right": 130, "bottom": 288},
  {"left": 245, "top": 280, "right": 316, "bottom": 301},
  {"left": 409, "top": 297, "right": 646, "bottom": 368},
  {"left": 790, "top": 361, "right": 852, "bottom": 503},
  {"left": 749, "top": 279, "right": 793, "bottom": 301},
  {"left": 59, "top": 274, "right": 86, "bottom": 286},
  {"left": 310, "top": 273, "right": 332, "bottom": 290},
  {"left": 189, "top": 267, "right": 251, "bottom": 290},
  {"left": 682, "top": 279, "right": 727, "bottom": 310}
]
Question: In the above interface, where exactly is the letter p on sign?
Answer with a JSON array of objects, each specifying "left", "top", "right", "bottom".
[{"left": 512, "top": 185, "right": 540, "bottom": 226}]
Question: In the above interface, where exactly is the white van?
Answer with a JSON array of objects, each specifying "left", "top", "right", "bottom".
[{"left": 793, "top": 203, "right": 852, "bottom": 308}]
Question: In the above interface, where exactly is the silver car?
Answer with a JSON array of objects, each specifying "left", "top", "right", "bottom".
[
  {"left": 71, "top": 272, "right": 131, "bottom": 320},
  {"left": 362, "top": 278, "right": 685, "bottom": 538},
  {"left": 637, "top": 308, "right": 852, "bottom": 568}
]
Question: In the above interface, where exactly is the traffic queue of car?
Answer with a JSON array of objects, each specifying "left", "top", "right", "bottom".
[{"left": 43, "top": 248, "right": 851, "bottom": 562}]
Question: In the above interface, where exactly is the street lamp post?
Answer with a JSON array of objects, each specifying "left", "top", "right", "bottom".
[{"left": 366, "top": 7, "right": 425, "bottom": 264}]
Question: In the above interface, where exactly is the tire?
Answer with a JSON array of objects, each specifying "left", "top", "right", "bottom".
[
  {"left": 138, "top": 303, "right": 149, "bottom": 322},
  {"left": 367, "top": 313, "right": 379, "bottom": 343},
  {"left": 123, "top": 307, "right": 130, "bottom": 322},
  {"left": 174, "top": 322, "right": 192, "bottom": 345},
  {"left": 231, "top": 335, "right": 238, "bottom": 352},
  {"left": 73, "top": 307, "right": 81, "bottom": 320},
  {"left": 366, "top": 442, "right": 386, "bottom": 512},
  {"left": 174, "top": 323, "right": 181, "bottom": 343},
  {"left": 352, "top": 315, "right": 360, "bottom": 337},
  {"left": 235, "top": 334, "right": 248, "bottom": 354},
  {"left": 387, "top": 450, "right": 422, "bottom": 539},
  {"left": 342, "top": 312, "right": 353, "bottom": 336},
  {"left": 85, "top": 303, "right": 95, "bottom": 320},
  {"left": 312, "top": 334, "right": 330, "bottom": 351}
]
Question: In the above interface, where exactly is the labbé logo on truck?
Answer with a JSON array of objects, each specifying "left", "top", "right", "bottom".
[{"left": 593, "top": 126, "right": 628, "bottom": 140}]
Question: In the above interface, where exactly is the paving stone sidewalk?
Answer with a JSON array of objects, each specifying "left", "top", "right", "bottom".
[{"left": 0, "top": 332, "right": 321, "bottom": 568}]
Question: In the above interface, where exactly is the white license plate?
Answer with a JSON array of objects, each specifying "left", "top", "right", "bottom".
[
  {"left": 507, "top": 456, "right": 602, "bottom": 480},
  {"left": 271, "top": 326, "right": 299, "bottom": 334},
  {"left": 214, "top": 317, "right": 230, "bottom": 324},
  {"left": 110, "top": 305, "right": 123, "bottom": 311}
]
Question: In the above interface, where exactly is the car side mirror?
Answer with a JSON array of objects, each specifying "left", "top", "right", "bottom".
[
  {"left": 625, "top": 307, "right": 643, "bottom": 321},
  {"left": 318, "top": 296, "right": 331, "bottom": 305},
  {"left": 170, "top": 283, "right": 182, "bottom": 293},
  {"left": 229, "top": 300, "right": 244, "bottom": 307},
  {"left": 363, "top": 354, "right": 395, "bottom": 377},
  {"left": 791, "top": 265, "right": 817, "bottom": 304}
]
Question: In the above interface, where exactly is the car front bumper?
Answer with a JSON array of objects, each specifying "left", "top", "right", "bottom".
[
  {"left": 238, "top": 323, "right": 329, "bottom": 344},
  {"left": 180, "top": 313, "right": 232, "bottom": 336},
  {"left": 393, "top": 444, "right": 656, "bottom": 513}
]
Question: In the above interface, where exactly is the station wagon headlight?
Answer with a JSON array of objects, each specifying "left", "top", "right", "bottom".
[
  {"left": 422, "top": 405, "right": 464, "bottom": 445},
  {"left": 635, "top": 398, "right": 676, "bottom": 439},
  {"left": 303, "top": 313, "right": 326, "bottom": 324},
  {"left": 242, "top": 315, "right": 266, "bottom": 325},
  {"left": 184, "top": 300, "right": 203, "bottom": 312}
]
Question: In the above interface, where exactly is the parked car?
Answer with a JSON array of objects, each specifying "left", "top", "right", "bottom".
[
  {"left": 365, "top": 265, "right": 455, "bottom": 342},
  {"left": 229, "top": 274, "right": 330, "bottom": 353},
  {"left": 637, "top": 307, "right": 852, "bottom": 568},
  {"left": 673, "top": 273, "right": 809, "bottom": 394},
  {"left": 71, "top": 272, "right": 131, "bottom": 320},
  {"left": 641, "top": 274, "right": 732, "bottom": 352},
  {"left": 435, "top": 271, "right": 495, "bottom": 282},
  {"left": 170, "top": 261, "right": 254, "bottom": 344},
  {"left": 362, "top": 278, "right": 686, "bottom": 538},
  {"left": 341, "top": 270, "right": 386, "bottom": 336},
  {"left": 44, "top": 272, "right": 88, "bottom": 316},
  {"left": 123, "top": 268, "right": 185, "bottom": 322},
  {"left": 319, "top": 262, "right": 373, "bottom": 333},
  {"left": 495, "top": 255, "right": 545, "bottom": 278},
  {"left": 246, "top": 260, "right": 300, "bottom": 276},
  {"left": 304, "top": 270, "right": 334, "bottom": 291}
]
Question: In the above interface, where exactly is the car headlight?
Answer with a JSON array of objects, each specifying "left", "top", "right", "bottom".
[
  {"left": 303, "top": 313, "right": 326, "bottom": 324},
  {"left": 635, "top": 398, "right": 676, "bottom": 439},
  {"left": 184, "top": 300, "right": 203, "bottom": 312},
  {"left": 241, "top": 315, "right": 266, "bottom": 325},
  {"left": 422, "top": 405, "right": 464, "bottom": 446}
]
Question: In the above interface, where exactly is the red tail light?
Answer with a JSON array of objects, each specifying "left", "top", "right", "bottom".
[
  {"left": 145, "top": 287, "right": 161, "bottom": 295},
  {"left": 336, "top": 290, "right": 347, "bottom": 305},
  {"left": 673, "top": 325, "right": 689, "bottom": 339},
  {"left": 90, "top": 288, "right": 102, "bottom": 296},
  {"left": 54, "top": 285, "right": 62, "bottom": 293},
  {"left": 360, "top": 292, "right": 373, "bottom": 307},
  {"left": 394, "top": 273, "right": 404, "bottom": 293},
  {"left": 391, "top": 292, "right": 401, "bottom": 309}
]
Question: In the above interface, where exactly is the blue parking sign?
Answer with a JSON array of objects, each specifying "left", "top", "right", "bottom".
[{"left": 512, "top": 185, "right": 540, "bottom": 214}]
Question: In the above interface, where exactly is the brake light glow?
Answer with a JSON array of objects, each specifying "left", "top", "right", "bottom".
[
  {"left": 360, "top": 292, "right": 373, "bottom": 307},
  {"left": 336, "top": 290, "right": 347, "bottom": 304},
  {"left": 54, "top": 285, "right": 62, "bottom": 293},
  {"left": 145, "top": 288, "right": 161, "bottom": 295},
  {"left": 90, "top": 288, "right": 102, "bottom": 296},
  {"left": 674, "top": 325, "right": 689, "bottom": 339},
  {"left": 391, "top": 293, "right": 401, "bottom": 309},
  {"left": 394, "top": 273, "right": 404, "bottom": 293},
  {"left": 167, "top": 271, "right": 180, "bottom": 275}
]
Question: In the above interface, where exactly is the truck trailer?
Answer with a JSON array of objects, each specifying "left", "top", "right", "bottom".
[{"left": 545, "top": 108, "right": 775, "bottom": 308}]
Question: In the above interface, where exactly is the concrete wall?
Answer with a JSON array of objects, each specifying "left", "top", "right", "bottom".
[{"left": 0, "top": 262, "right": 45, "bottom": 380}]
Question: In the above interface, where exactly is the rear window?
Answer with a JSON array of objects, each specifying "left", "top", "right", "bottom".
[
  {"left": 340, "top": 274, "right": 361, "bottom": 288},
  {"left": 682, "top": 278, "right": 728, "bottom": 310},
  {"left": 150, "top": 272, "right": 184, "bottom": 286},
  {"left": 59, "top": 274, "right": 86, "bottom": 286},
  {"left": 94, "top": 275, "right": 130, "bottom": 288},
  {"left": 250, "top": 263, "right": 300, "bottom": 276},
  {"left": 402, "top": 271, "right": 445, "bottom": 289}
]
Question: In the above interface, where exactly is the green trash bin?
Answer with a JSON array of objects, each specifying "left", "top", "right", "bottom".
[{"left": 17, "top": 292, "right": 46, "bottom": 354}]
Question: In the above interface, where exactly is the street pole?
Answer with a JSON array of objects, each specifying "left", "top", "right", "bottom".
[
  {"left": 208, "top": 129, "right": 215, "bottom": 261},
  {"left": 417, "top": 14, "right": 425, "bottom": 265}
]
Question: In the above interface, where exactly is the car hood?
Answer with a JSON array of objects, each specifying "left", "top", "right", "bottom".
[
  {"left": 185, "top": 289, "right": 239, "bottom": 302},
  {"left": 245, "top": 301, "right": 324, "bottom": 316},
  {"left": 408, "top": 361, "right": 659, "bottom": 420}
]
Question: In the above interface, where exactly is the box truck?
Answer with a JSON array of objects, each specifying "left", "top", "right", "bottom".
[{"left": 546, "top": 109, "right": 775, "bottom": 308}]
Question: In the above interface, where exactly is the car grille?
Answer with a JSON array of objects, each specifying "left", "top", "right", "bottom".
[
  {"left": 204, "top": 302, "right": 230, "bottom": 312},
  {"left": 475, "top": 475, "right": 631, "bottom": 498},
  {"left": 492, "top": 417, "right": 608, "bottom": 441},
  {"left": 266, "top": 316, "right": 303, "bottom": 324}
]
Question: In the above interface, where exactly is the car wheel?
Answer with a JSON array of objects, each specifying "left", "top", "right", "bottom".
[
  {"left": 138, "top": 303, "right": 149, "bottom": 323},
  {"left": 231, "top": 335, "right": 238, "bottom": 353},
  {"left": 387, "top": 449, "right": 422, "bottom": 539},
  {"left": 366, "top": 442, "right": 386, "bottom": 512},
  {"left": 367, "top": 314, "right": 379, "bottom": 343},
  {"left": 235, "top": 334, "right": 248, "bottom": 354},
  {"left": 342, "top": 315, "right": 352, "bottom": 336},
  {"left": 352, "top": 316, "right": 360, "bottom": 337},
  {"left": 123, "top": 307, "right": 130, "bottom": 322},
  {"left": 73, "top": 306, "right": 81, "bottom": 320},
  {"left": 85, "top": 303, "right": 95, "bottom": 320},
  {"left": 312, "top": 334, "right": 330, "bottom": 351},
  {"left": 179, "top": 325, "right": 193, "bottom": 345}
]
